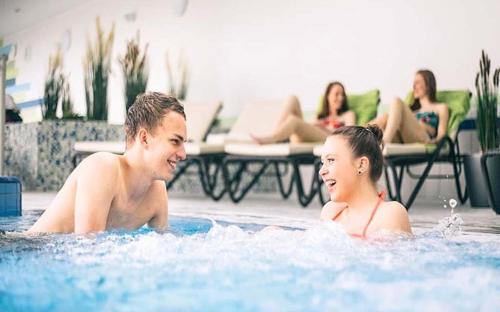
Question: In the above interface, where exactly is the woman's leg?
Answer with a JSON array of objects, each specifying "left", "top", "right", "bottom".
[
  {"left": 368, "top": 112, "right": 388, "bottom": 129},
  {"left": 253, "top": 115, "right": 329, "bottom": 144},
  {"left": 383, "top": 98, "right": 429, "bottom": 144},
  {"left": 275, "top": 95, "right": 303, "bottom": 127}
]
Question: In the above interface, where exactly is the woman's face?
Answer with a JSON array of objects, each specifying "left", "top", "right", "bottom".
[
  {"left": 327, "top": 84, "right": 345, "bottom": 113},
  {"left": 319, "top": 136, "right": 359, "bottom": 202},
  {"left": 413, "top": 73, "right": 427, "bottom": 99}
]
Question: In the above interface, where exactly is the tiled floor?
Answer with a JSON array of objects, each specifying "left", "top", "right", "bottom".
[{"left": 22, "top": 191, "right": 500, "bottom": 234}]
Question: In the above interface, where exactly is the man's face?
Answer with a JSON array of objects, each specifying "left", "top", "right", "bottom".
[{"left": 146, "top": 111, "right": 187, "bottom": 181}]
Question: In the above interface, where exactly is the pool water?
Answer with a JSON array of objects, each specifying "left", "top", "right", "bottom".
[{"left": 1, "top": 211, "right": 499, "bottom": 312}]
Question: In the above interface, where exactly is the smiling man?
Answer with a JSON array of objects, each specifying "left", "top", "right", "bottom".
[{"left": 29, "top": 92, "right": 187, "bottom": 234}]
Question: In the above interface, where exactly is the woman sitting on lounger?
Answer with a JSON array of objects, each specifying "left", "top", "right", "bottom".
[
  {"left": 369, "top": 69, "right": 449, "bottom": 145},
  {"left": 252, "top": 82, "right": 356, "bottom": 144},
  {"left": 319, "top": 125, "right": 412, "bottom": 238}
]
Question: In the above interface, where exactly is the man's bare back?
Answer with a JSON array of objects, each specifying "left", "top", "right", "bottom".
[
  {"left": 28, "top": 93, "right": 187, "bottom": 234},
  {"left": 29, "top": 153, "right": 168, "bottom": 233}
]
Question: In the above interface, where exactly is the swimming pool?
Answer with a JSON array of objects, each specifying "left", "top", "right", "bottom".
[{"left": 1, "top": 210, "right": 499, "bottom": 311}]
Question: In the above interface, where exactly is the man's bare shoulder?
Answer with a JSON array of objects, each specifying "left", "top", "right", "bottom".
[
  {"left": 75, "top": 152, "right": 121, "bottom": 179},
  {"left": 150, "top": 180, "right": 168, "bottom": 202}
]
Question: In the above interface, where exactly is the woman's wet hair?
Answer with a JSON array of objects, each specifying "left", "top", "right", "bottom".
[
  {"left": 410, "top": 69, "right": 437, "bottom": 111},
  {"left": 125, "top": 92, "right": 186, "bottom": 145},
  {"left": 317, "top": 81, "right": 349, "bottom": 119},
  {"left": 331, "top": 124, "right": 384, "bottom": 183}
]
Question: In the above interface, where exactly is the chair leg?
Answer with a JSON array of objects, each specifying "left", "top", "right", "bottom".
[
  {"left": 222, "top": 159, "right": 270, "bottom": 203},
  {"left": 291, "top": 160, "right": 319, "bottom": 207},
  {"left": 451, "top": 153, "right": 468, "bottom": 204},
  {"left": 385, "top": 161, "right": 404, "bottom": 203},
  {"left": 273, "top": 162, "right": 295, "bottom": 199}
]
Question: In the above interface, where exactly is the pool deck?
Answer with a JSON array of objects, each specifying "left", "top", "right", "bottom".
[{"left": 22, "top": 192, "right": 500, "bottom": 234}]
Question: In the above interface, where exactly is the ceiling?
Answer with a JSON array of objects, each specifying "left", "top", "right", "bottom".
[{"left": 0, "top": 0, "right": 90, "bottom": 36}]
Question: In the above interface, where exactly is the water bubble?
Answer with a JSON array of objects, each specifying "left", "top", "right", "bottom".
[{"left": 449, "top": 199, "right": 457, "bottom": 209}]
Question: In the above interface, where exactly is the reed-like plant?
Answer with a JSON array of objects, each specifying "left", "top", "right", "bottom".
[
  {"left": 166, "top": 51, "right": 189, "bottom": 100},
  {"left": 43, "top": 49, "right": 64, "bottom": 120},
  {"left": 118, "top": 35, "right": 148, "bottom": 111},
  {"left": 475, "top": 50, "right": 500, "bottom": 153},
  {"left": 83, "top": 17, "right": 115, "bottom": 121},
  {"left": 61, "top": 81, "right": 81, "bottom": 120}
]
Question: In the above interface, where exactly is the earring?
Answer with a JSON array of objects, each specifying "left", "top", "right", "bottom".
[{"left": 358, "top": 170, "right": 362, "bottom": 175}]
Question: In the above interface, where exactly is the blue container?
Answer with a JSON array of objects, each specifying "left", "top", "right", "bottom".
[{"left": 0, "top": 176, "right": 22, "bottom": 217}]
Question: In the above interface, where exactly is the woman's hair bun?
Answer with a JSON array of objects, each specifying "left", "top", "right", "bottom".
[{"left": 366, "top": 124, "right": 384, "bottom": 147}]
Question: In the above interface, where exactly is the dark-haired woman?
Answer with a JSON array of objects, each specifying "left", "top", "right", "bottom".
[
  {"left": 252, "top": 82, "right": 355, "bottom": 144},
  {"left": 319, "top": 125, "right": 412, "bottom": 238},
  {"left": 369, "top": 70, "right": 449, "bottom": 145}
]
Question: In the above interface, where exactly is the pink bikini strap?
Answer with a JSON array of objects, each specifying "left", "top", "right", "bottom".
[{"left": 361, "top": 197, "right": 383, "bottom": 237}]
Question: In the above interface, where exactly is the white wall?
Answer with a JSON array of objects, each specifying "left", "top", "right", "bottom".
[{"left": 4, "top": 0, "right": 500, "bottom": 124}]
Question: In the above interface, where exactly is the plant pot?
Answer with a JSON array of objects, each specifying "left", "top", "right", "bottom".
[
  {"left": 463, "top": 153, "right": 490, "bottom": 207},
  {"left": 481, "top": 149, "right": 500, "bottom": 214}
]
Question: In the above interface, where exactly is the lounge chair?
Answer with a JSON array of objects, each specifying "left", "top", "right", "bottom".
[
  {"left": 73, "top": 101, "right": 224, "bottom": 198},
  {"left": 222, "top": 90, "right": 380, "bottom": 207},
  {"left": 383, "top": 90, "right": 471, "bottom": 209},
  {"left": 220, "top": 100, "right": 317, "bottom": 206}
]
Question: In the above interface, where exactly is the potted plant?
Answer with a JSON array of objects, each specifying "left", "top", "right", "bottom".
[
  {"left": 118, "top": 34, "right": 148, "bottom": 112},
  {"left": 166, "top": 51, "right": 189, "bottom": 100},
  {"left": 464, "top": 50, "right": 500, "bottom": 210},
  {"left": 476, "top": 51, "right": 500, "bottom": 214},
  {"left": 42, "top": 48, "right": 64, "bottom": 120},
  {"left": 83, "top": 17, "right": 115, "bottom": 121}
]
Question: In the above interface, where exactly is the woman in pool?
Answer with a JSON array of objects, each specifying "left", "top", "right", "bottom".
[
  {"left": 319, "top": 125, "right": 412, "bottom": 238},
  {"left": 369, "top": 69, "right": 449, "bottom": 145},
  {"left": 252, "top": 81, "right": 356, "bottom": 144}
]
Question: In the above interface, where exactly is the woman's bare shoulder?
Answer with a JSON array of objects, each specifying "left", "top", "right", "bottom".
[
  {"left": 375, "top": 201, "right": 412, "bottom": 233},
  {"left": 320, "top": 201, "right": 347, "bottom": 220}
]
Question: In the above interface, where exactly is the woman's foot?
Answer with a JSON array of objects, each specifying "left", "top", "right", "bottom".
[{"left": 250, "top": 133, "right": 275, "bottom": 145}]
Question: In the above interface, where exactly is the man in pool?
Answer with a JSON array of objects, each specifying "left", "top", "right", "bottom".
[{"left": 28, "top": 92, "right": 187, "bottom": 234}]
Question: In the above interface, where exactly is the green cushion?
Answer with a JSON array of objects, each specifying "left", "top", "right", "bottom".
[
  {"left": 317, "top": 89, "right": 380, "bottom": 126},
  {"left": 405, "top": 90, "right": 471, "bottom": 132}
]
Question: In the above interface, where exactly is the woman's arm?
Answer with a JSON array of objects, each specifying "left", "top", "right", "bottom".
[{"left": 429, "top": 104, "right": 449, "bottom": 143}]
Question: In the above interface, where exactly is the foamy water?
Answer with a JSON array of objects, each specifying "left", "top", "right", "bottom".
[{"left": 0, "top": 212, "right": 499, "bottom": 311}]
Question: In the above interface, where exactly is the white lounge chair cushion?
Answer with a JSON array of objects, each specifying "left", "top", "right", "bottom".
[
  {"left": 74, "top": 141, "right": 223, "bottom": 156},
  {"left": 313, "top": 145, "right": 324, "bottom": 157},
  {"left": 182, "top": 101, "right": 222, "bottom": 142},
  {"left": 383, "top": 143, "right": 449, "bottom": 156},
  {"left": 185, "top": 142, "right": 224, "bottom": 155},
  {"left": 74, "top": 141, "right": 125, "bottom": 154},
  {"left": 225, "top": 100, "right": 286, "bottom": 143},
  {"left": 224, "top": 143, "right": 317, "bottom": 157}
]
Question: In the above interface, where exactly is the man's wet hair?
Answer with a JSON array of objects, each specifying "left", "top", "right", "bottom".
[{"left": 125, "top": 92, "right": 185, "bottom": 146}]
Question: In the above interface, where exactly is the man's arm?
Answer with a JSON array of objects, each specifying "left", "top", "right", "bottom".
[
  {"left": 74, "top": 154, "right": 118, "bottom": 234},
  {"left": 147, "top": 181, "right": 168, "bottom": 230}
]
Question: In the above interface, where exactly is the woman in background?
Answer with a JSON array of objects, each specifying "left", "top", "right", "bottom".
[
  {"left": 369, "top": 69, "right": 449, "bottom": 145},
  {"left": 252, "top": 82, "right": 355, "bottom": 144}
]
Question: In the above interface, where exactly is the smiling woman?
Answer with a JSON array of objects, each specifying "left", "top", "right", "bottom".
[{"left": 319, "top": 125, "right": 412, "bottom": 238}]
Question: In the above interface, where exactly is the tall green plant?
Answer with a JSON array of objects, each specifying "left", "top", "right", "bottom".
[
  {"left": 43, "top": 49, "right": 64, "bottom": 120},
  {"left": 118, "top": 35, "right": 148, "bottom": 111},
  {"left": 83, "top": 17, "right": 115, "bottom": 121},
  {"left": 166, "top": 51, "right": 189, "bottom": 100},
  {"left": 475, "top": 50, "right": 500, "bottom": 152},
  {"left": 61, "top": 81, "right": 81, "bottom": 120}
]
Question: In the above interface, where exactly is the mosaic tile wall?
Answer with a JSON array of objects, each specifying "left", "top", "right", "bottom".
[
  {"left": 4, "top": 121, "right": 278, "bottom": 195},
  {"left": 5, "top": 121, "right": 124, "bottom": 191}
]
